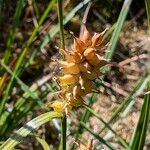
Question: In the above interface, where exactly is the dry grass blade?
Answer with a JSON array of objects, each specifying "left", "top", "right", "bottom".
[{"left": 0, "top": 112, "right": 62, "bottom": 150}]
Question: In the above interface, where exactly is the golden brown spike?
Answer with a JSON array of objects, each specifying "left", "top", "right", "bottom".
[
  {"left": 79, "top": 78, "right": 96, "bottom": 94},
  {"left": 87, "top": 54, "right": 102, "bottom": 66},
  {"left": 48, "top": 27, "right": 110, "bottom": 113},
  {"left": 79, "top": 62, "right": 92, "bottom": 73},
  {"left": 91, "top": 28, "right": 108, "bottom": 47},
  {"left": 70, "top": 96, "right": 85, "bottom": 107},
  {"left": 73, "top": 37, "right": 87, "bottom": 54},
  {"left": 83, "top": 48, "right": 96, "bottom": 60},
  {"left": 59, "top": 74, "right": 79, "bottom": 85},
  {"left": 50, "top": 101, "right": 65, "bottom": 113},
  {"left": 73, "top": 84, "right": 86, "bottom": 97},
  {"left": 97, "top": 43, "right": 109, "bottom": 55},
  {"left": 79, "top": 25, "right": 92, "bottom": 46},
  {"left": 58, "top": 61, "right": 80, "bottom": 74}
]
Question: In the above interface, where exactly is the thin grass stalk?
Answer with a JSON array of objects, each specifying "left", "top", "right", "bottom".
[
  {"left": 57, "top": 0, "right": 66, "bottom": 149},
  {"left": 80, "top": 122, "right": 115, "bottom": 150},
  {"left": 72, "top": 94, "right": 97, "bottom": 148},
  {"left": 98, "top": 74, "right": 149, "bottom": 134},
  {"left": 57, "top": 0, "right": 65, "bottom": 50},
  {"left": 130, "top": 81, "right": 150, "bottom": 150},
  {"left": 84, "top": 105, "right": 130, "bottom": 149},
  {"left": 105, "top": 0, "right": 132, "bottom": 60},
  {"left": 25, "top": 0, "right": 90, "bottom": 69},
  {"left": 61, "top": 115, "right": 67, "bottom": 150},
  {"left": 0, "top": 0, "right": 56, "bottom": 115},
  {"left": 0, "top": 0, "right": 4, "bottom": 24},
  {"left": 0, "top": 112, "right": 63, "bottom": 150},
  {"left": 145, "top": 0, "right": 150, "bottom": 32},
  {"left": 2, "top": 0, "right": 24, "bottom": 66}
]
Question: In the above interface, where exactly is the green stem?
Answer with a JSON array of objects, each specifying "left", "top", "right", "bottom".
[
  {"left": 61, "top": 115, "right": 67, "bottom": 150},
  {"left": 145, "top": 0, "right": 150, "bottom": 32},
  {"left": 57, "top": 0, "right": 66, "bottom": 149},
  {"left": 57, "top": 0, "right": 65, "bottom": 50}
]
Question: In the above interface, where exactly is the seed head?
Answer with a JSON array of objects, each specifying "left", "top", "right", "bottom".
[{"left": 49, "top": 26, "right": 109, "bottom": 114}]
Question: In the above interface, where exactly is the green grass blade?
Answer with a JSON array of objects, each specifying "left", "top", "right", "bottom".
[
  {"left": 57, "top": 0, "right": 66, "bottom": 149},
  {"left": 0, "top": 61, "right": 48, "bottom": 111},
  {"left": 74, "top": 94, "right": 97, "bottom": 138},
  {"left": 105, "top": 0, "right": 133, "bottom": 60},
  {"left": 35, "top": 136, "right": 51, "bottom": 150},
  {"left": 26, "top": 0, "right": 90, "bottom": 67},
  {"left": 80, "top": 122, "right": 115, "bottom": 150},
  {"left": 0, "top": 112, "right": 62, "bottom": 150},
  {"left": 99, "top": 74, "right": 150, "bottom": 134},
  {"left": 130, "top": 81, "right": 150, "bottom": 150},
  {"left": 57, "top": 0, "right": 65, "bottom": 50},
  {"left": 0, "top": 78, "right": 55, "bottom": 136},
  {"left": 2, "top": 0, "right": 24, "bottom": 65},
  {"left": 0, "top": 0, "right": 4, "bottom": 24},
  {"left": 84, "top": 105, "right": 130, "bottom": 149},
  {"left": 0, "top": 0, "right": 56, "bottom": 114},
  {"left": 145, "top": 0, "right": 150, "bottom": 31}
]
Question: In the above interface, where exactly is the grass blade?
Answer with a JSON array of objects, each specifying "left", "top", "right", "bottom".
[
  {"left": 0, "top": 112, "right": 62, "bottom": 150},
  {"left": 130, "top": 81, "right": 150, "bottom": 150},
  {"left": 80, "top": 122, "right": 115, "bottom": 150},
  {"left": 0, "top": 0, "right": 3, "bottom": 24},
  {"left": 0, "top": 0, "right": 56, "bottom": 114},
  {"left": 57, "top": 0, "right": 67, "bottom": 149},
  {"left": 35, "top": 136, "right": 51, "bottom": 150},
  {"left": 99, "top": 74, "right": 150, "bottom": 134},
  {"left": 26, "top": 0, "right": 90, "bottom": 67},
  {"left": 145, "top": 0, "right": 150, "bottom": 31},
  {"left": 0, "top": 61, "right": 47, "bottom": 110},
  {"left": 2, "top": 0, "right": 24, "bottom": 65},
  {"left": 84, "top": 105, "right": 130, "bottom": 149},
  {"left": 105, "top": 0, "right": 133, "bottom": 60}
]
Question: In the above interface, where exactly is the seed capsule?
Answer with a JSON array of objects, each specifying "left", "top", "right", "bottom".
[
  {"left": 70, "top": 96, "right": 85, "bottom": 107},
  {"left": 59, "top": 74, "right": 79, "bottom": 85},
  {"left": 88, "top": 54, "right": 107, "bottom": 66},
  {"left": 92, "top": 28, "right": 108, "bottom": 47},
  {"left": 80, "top": 78, "right": 96, "bottom": 94},
  {"left": 79, "top": 25, "right": 92, "bottom": 46},
  {"left": 82, "top": 70, "right": 102, "bottom": 80},
  {"left": 59, "top": 61, "right": 80, "bottom": 74},
  {"left": 79, "top": 62, "right": 92, "bottom": 73},
  {"left": 73, "top": 84, "right": 86, "bottom": 97},
  {"left": 73, "top": 37, "right": 87, "bottom": 54},
  {"left": 50, "top": 101, "right": 72, "bottom": 113},
  {"left": 84, "top": 48, "right": 96, "bottom": 60},
  {"left": 66, "top": 51, "right": 84, "bottom": 63}
]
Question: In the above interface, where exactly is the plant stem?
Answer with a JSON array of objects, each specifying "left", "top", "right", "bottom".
[
  {"left": 57, "top": 0, "right": 65, "bottom": 50},
  {"left": 61, "top": 115, "right": 67, "bottom": 150},
  {"left": 57, "top": 0, "right": 66, "bottom": 149}
]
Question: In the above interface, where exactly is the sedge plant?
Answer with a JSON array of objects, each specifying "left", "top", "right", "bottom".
[{"left": 0, "top": 0, "right": 150, "bottom": 150}]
